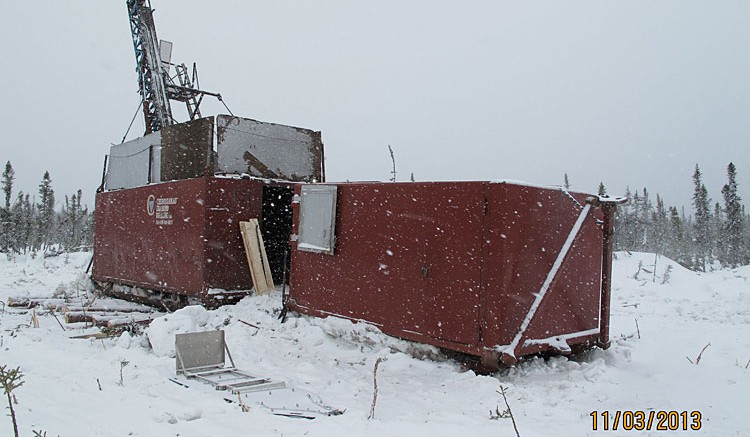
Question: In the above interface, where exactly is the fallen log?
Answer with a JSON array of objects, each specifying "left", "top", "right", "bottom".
[
  {"left": 7, "top": 296, "right": 42, "bottom": 308},
  {"left": 69, "top": 331, "right": 118, "bottom": 340},
  {"left": 46, "top": 299, "right": 85, "bottom": 311},
  {"left": 7, "top": 297, "right": 81, "bottom": 309},
  {"left": 62, "top": 305, "right": 154, "bottom": 314},
  {"left": 64, "top": 312, "right": 97, "bottom": 324},
  {"left": 65, "top": 311, "right": 157, "bottom": 327},
  {"left": 106, "top": 314, "right": 157, "bottom": 327}
]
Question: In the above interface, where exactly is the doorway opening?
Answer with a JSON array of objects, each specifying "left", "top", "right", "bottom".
[{"left": 261, "top": 185, "right": 294, "bottom": 284}]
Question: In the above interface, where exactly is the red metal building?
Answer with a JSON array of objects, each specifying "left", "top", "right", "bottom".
[
  {"left": 92, "top": 116, "right": 622, "bottom": 367},
  {"left": 287, "top": 180, "right": 620, "bottom": 367},
  {"left": 92, "top": 115, "right": 318, "bottom": 307},
  {"left": 92, "top": 176, "right": 293, "bottom": 307}
]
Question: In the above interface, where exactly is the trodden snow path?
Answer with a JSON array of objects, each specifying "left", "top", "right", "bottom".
[{"left": 0, "top": 251, "right": 748, "bottom": 436}]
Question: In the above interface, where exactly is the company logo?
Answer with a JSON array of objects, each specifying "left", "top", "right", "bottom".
[{"left": 147, "top": 195, "right": 156, "bottom": 216}]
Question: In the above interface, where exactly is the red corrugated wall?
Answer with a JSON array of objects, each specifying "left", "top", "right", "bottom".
[
  {"left": 288, "top": 181, "right": 605, "bottom": 362},
  {"left": 92, "top": 177, "right": 263, "bottom": 299}
]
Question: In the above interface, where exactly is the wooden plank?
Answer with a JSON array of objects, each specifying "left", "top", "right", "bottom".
[
  {"left": 255, "top": 224, "right": 275, "bottom": 291},
  {"left": 240, "top": 221, "right": 263, "bottom": 294},
  {"left": 239, "top": 220, "right": 275, "bottom": 295}
]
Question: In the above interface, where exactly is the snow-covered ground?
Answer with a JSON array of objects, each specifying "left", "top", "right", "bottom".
[{"left": 1, "top": 251, "right": 748, "bottom": 436}]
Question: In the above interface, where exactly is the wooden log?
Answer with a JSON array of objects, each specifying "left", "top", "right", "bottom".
[
  {"left": 6, "top": 296, "right": 60, "bottom": 308},
  {"left": 7, "top": 297, "right": 82, "bottom": 309},
  {"left": 65, "top": 311, "right": 157, "bottom": 327},
  {"left": 65, "top": 312, "right": 120, "bottom": 326},
  {"left": 62, "top": 305, "right": 154, "bottom": 314},
  {"left": 6, "top": 297, "right": 33, "bottom": 307},
  {"left": 106, "top": 314, "right": 157, "bottom": 327},
  {"left": 69, "top": 332, "right": 118, "bottom": 340},
  {"left": 46, "top": 299, "right": 83, "bottom": 311},
  {"left": 64, "top": 312, "right": 95, "bottom": 324},
  {"left": 7, "top": 296, "right": 58, "bottom": 304}
]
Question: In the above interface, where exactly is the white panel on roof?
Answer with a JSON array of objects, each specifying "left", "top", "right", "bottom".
[
  {"left": 216, "top": 115, "right": 323, "bottom": 182},
  {"left": 106, "top": 131, "right": 161, "bottom": 190}
]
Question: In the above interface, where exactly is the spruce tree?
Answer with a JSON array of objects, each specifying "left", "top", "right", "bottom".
[
  {"left": 638, "top": 188, "right": 653, "bottom": 251},
  {"left": 721, "top": 162, "right": 744, "bottom": 267},
  {"left": 59, "top": 189, "right": 86, "bottom": 251},
  {"left": 1, "top": 161, "right": 14, "bottom": 252},
  {"left": 614, "top": 186, "right": 635, "bottom": 251},
  {"left": 11, "top": 192, "right": 33, "bottom": 254},
  {"left": 651, "top": 194, "right": 668, "bottom": 255},
  {"left": 597, "top": 182, "right": 607, "bottom": 196},
  {"left": 692, "top": 165, "right": 711, "bottom": 271},
  {"left": 72, "top": 189, "right": 83, "bottom": 250},
  {"left": 712, "top": 202, "right": 723, "bottom": 265},
  {"left": 1, "top": 161, "right": 12, "bottom": 210},
  {"left": 36, "top": 171, "right": 55, "bottom": 250},
  {"left": 0, "top": 164, "right": 93, "bottom": 254},
  {"left": 667, "top": 206, "right": 689, "bottom": 266}
]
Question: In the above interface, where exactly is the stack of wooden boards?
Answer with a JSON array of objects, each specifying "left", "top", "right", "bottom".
[{"left": 239, "top": 219, "right": 274, "bottom": 295}]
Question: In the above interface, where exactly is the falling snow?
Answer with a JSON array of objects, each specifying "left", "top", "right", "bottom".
[{"left": 0, "top": 251, "right": 748, "bottom": 436}]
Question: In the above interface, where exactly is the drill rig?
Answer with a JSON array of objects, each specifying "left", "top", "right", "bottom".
[{"left": 126, "top": 0, "right": 223, "bottom": 134}]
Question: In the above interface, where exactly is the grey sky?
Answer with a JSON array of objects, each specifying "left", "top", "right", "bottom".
[{"left": 1, "top": 0, "right": 748, "bottom": 212}]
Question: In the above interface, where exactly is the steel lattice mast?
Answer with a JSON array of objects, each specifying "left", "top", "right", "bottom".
[
  {"left": 126, "top": 0, "right": 222, "bottom": 135},
  {"left": 127, "top": 0, "right": 171, "bottom": 134}
]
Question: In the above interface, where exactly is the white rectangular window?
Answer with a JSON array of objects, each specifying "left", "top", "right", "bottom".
[{"left": 298, "top": 185, "right": 337, "bottom": 255}]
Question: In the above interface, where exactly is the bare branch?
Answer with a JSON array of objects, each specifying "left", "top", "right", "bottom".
[
  {"left": 387, "top": 145, "right": 396, "bottom": 182},
  {"left": 695, "top": 342, "right": 711, "bottom": 365},
  {"left": 498, "top": 385, "right": 522, "bottom": 437},
  {"left": 634, "top": 318, "right": 641, "bottom": 339},
  {"left": 368, "top": 357, "right": 386, "bottom": 420},
  {"left": 0, "top": 365, "right": 24, "bottom": 437}
]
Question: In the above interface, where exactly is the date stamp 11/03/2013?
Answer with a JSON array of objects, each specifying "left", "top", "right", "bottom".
[{"left": 590, "top": 410, "right": 702, "bottom": 431}]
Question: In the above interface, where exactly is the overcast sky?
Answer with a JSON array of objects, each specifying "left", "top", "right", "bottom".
[{"left": 1, "top": 1, "right": 748, "bottom": 212}]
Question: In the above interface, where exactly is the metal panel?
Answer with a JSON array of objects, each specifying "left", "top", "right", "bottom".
[
  {"left": 298, "top": 185, "right": 337, "bottom": 255},
  {"left": 480, "top": 182, "right": 603, "bottom": 360},
  {"left": 93, "top": 176, "right": 266, "bottom": 299},
  {"left": 159, "top": 40, "right": 173, "bottom": 66},
  {"left": 203, "top": 178, "right": 265, "bottom": 292},
  {"left": 94, "top": 177, "right": 208, "bottom": 296},
  {"left": 421, "top": 183, "right": 484, "bottom": 345},
  {"left": 216, "top": 115, "right": 324, "bottom": 182},
  {"left": 150, "top": 141, "right": 162, "bottom": 183},
  {"left": 175, "top": 330, "right": 225, "bottom": 373},
  {"left": 106, "top": 131, "right": 161, "bottom": 189},
  {"left": 289, "top": 182, "right": 483, "bottom": 346},
  {"left": 161, "top": 116, "right": 214, "bottom": 182},
  {"left": 288, "top": 180, "right": 609, "bottom": 364}
]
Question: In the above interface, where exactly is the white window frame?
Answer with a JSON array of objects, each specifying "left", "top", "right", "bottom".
[{"left": 297, "top": 185, "right": 337, "bottom": 255}]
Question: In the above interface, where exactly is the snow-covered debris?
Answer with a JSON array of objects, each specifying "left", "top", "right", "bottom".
[
  {"left": 1, "top": 251, "right": 749, "bottom": 436},
  {"left": 146, "top": 306, "right": 213, "bottom": 357}
]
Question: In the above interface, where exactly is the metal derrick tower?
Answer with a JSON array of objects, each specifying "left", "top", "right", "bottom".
[{"left": 126, "top": 0, "right": 220, "bottom": 134}]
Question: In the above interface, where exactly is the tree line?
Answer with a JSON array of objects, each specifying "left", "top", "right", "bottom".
[
  {"left": 2, "top": 157, "right": 747, "bottom": 271},
  {"left": 1, "top": 161, "right": 94, "bottom": 257},
  {"left": 602, "top": 162, "right": 749, "bottom": 271}
]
